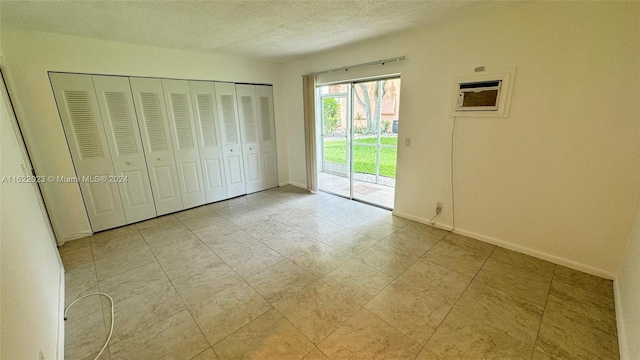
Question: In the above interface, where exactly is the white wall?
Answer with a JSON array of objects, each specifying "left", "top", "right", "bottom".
[
  {"left": 616, "top": 203, "right": 640, "bottom": 359},
  {"left": 0, "top": 27, "right": 288, "bottom": 242},
  {"left": 283, "top": 2, "right": 640, "bottom": 277},
  {"left": 1, "top": 67, "right": 64, "bottom": 360}
]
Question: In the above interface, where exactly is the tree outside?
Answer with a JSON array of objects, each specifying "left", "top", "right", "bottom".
[
  {"left": 322, "top": 97, "right": 340, "bottom": 135},
  {"left": 352, "top": 79, "right": 400, "bottom": 134}
]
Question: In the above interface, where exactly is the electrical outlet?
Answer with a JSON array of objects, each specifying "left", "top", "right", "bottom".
[
  {"left": 39, "top": 351, "right": 45, "bottom": 360},
  {"left": 436, "top": 202, "right": 443, "bottom": 214}
]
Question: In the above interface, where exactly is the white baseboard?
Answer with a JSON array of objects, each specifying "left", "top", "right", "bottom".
[
  {"left": 60, "top": 231, "right": 93, "bottom": 245},
  {"left": 391, "top": 210, "right": 615, "bottom": 279},
  {"left": 391, "top": 210, "right": 453, "bottom": 231},
  {"left": 288, "top": 181, "right": 307, "bottom": 189},
  {"left": 452, "top": 227, "right": 615, "bottom": 279},
  {"left": 613, "top": 279, "right": 628, "bottom": 359},
  {"left": 57, "top": 266, "right": 65, "bottom": 360}
]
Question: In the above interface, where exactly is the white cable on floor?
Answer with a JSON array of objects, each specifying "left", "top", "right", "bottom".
[
  {"left": 429, "top": 212, "right": 438, "bottom": 226},
  {"left": 64, "top": 293, "right": 114, "bottom": 360}
]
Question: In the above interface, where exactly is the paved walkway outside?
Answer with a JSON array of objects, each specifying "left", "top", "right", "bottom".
[{"left": 319, "top": 172, "right": 395, "bottom": 209}]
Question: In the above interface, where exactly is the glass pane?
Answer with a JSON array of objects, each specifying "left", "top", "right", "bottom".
[
  {"left": 353, "top": 144, "right": 375, "bottom": 175},
  {"left": 322, "top": 136, "right": 346, "bottom": 167},
  {"left": 318, "top": 88, "right": 350, "bottom": 198},
  {"left": 319, "top": 84, "right": 349, "bottom": 95},
  {"left": 351, "top": 78, "right": 400, "bottom": 209},
  {"left": 380, "top": 144, "right": 398, "bottom": 178}
]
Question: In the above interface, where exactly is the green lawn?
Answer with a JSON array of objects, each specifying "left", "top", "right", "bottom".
[{"left": 323, "top": 136, "right": 397, "bottom": 178}]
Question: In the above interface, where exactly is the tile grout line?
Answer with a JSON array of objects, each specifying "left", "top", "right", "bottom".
[
  {"left": 309, "top": 228, "right": 448, "bottom": 359},
  {"left": 62, "top": 189, "right": 289, "bottom": 358},
  {"left": 412, "top": 243, "right": 497, "bottom": 359},
  {"left": 470, "top": 267, "right": 553, "bottom": 309},
  {"left": 63, "top": 191, "right": 442, "bottom": 359},
  {"left": 102, "top": 224, "right": 209, "bottom": 355},
  {"left": 209, "top": 193, "right": 402, "bottom": 356},
  {"left": 530, "top": 267, "right": 618, "bottom": 359},
  {"left": 187, "top": 347, "right": 212, "bottom": 360},
  {"left": 143, "top": 220, "right": 233, "bottom": 358},
  {"left": 529, "top": 264, "right": 558, "bottom": 360},
  {"left": 69, "top": 216, "right": 421, "bottom": 360},
  {"left": 306, "top": 224, "right": 439, "bottom": 357},
  {"left": 190, "top": 216, "right": 322, "bottom": 352},
  {"left": 89, "top": 235, "right": 114, "bottom": 360},
  {"left": 89, "top": 227, "right": 169, "bottom": 356},
  {"left": 267, "top": 278, "right": 338, "bottom": 353},
  {"left": 406, "top": 231, "right": 459, "bottom": 360},
  {"left": 66, "top": 187, "right": 614, "bottom": 360}
]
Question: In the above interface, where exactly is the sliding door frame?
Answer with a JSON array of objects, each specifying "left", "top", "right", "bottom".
[
  {"left": 317, "top": 84, "right": 352, "bottom": 199},
  {"left": 316, "top": 75, "right": 400, "bottom": 210}
]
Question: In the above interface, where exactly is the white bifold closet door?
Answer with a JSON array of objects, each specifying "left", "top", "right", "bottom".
[
  {"left": 92, "top": 75, "right": 156, "bottom": 223},
  {"left": 255, "top": 85, "right": 279, "bottom": 189},
  {"left": 162, "top": 79, "right": 207, "bottom": 209},
  {"left": 214, "top": 82, "right": 246, "bottom": 198},
  {"left": 50, "top": 73, "right": 126, "bottom": 231},
  {"left": 189, "top": 81, "right": 228, "bottom": 203},
  {"left": 235, "top": 84, "right": 263, "bottom": 194},
  {"left": 129, "top": 77, "right": 183, "bottom": 216}
]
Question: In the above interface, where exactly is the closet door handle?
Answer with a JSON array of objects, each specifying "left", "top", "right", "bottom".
[
  {"left": 157, "top": 157, "right": 163, "bottom": 161},
  {"left": 230, "top": 149, "right": 233, "bottom": 152},
  {"left": 125, "top": 161, "right": 132, "bottom": 165}
]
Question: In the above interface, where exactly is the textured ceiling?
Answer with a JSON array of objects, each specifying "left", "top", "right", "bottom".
[{"left": 1, "top": 1, "right": 507, "bottom": 62}]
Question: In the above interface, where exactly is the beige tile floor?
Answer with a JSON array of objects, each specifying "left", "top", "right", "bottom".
[{"left": 59, "top": 185, "right": 619, "bottom": 360}]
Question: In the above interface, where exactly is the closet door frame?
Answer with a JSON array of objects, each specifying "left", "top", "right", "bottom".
[
  {"left": 129, "top": 77, "right": 184, "bottom": 216},
  {"left": 235, "top": 84, "right": 263, "bottom": 194},
  {"left": 162, "top": 79, "right": 207, "bottom": 209},
  {"left": 189, "top": 80, "right": 228, "bottom": 203},
  {"left": 49, "top": 72, "right": 126, "bottom": 232},
  {"left": 93, "top": 75, "right": 157, "bottom": 224},
  {"left": 214, "top": 82, "right": 246, "bottom": 198},
  {"left": 256, "top": 85, "right": 279, "bottom": 190},
  {"left": 49, "top": 73, "right": 280, "bottom": 235}
]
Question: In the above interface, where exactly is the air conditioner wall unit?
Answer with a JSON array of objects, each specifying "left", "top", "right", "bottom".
[{"left": 451, "top": 68, "right": 515, "bottom": 118}]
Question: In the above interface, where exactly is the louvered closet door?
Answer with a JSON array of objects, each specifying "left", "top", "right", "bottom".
[
  {"left": 255, "top": 85, "right": 279, "bottom": 189},
  {"left": 214, "top": 82, "right": 246, "bottom": 198},
  {"left": 235, "top": 84, "right": 263, "bottom": 194},
  {"left": 162, "top": 79, "right": 206, "bottom": 209},
  {"left": 129, "top": 77, "right": 183, "bottom": 216},
  {"left": 189, "top": 81, "right": 228, "bottom": 203},
  {"left": 93, "top": 75, "right": 156, "bottom": 223},
  {"left": 49, "top": 73, "right": 126, "bottom": 232}
]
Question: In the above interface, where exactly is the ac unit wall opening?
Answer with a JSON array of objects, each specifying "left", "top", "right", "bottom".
[{"left": 451, "top": 68, "right": 516, "bottom": 118}]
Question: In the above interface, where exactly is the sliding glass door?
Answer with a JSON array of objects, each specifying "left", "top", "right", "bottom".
[
  {"left": 318, "top": 84, "right": 351, "bottom": 198},
  {"left": 351, "top": 79, "right": 399, "bottom": 208},
  {"left": 317, "top": 78, "right": 400, "bottom": 209}
]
